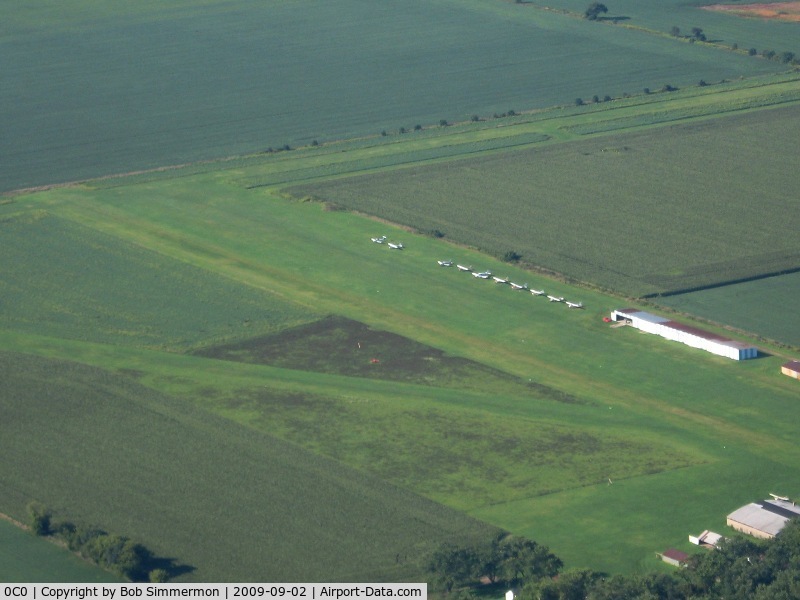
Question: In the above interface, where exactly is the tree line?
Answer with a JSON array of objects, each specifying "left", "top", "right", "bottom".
[{"left": 27, "top": 502, "right": 179, "bottom": 582}]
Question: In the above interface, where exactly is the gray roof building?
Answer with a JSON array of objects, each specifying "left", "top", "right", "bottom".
[{"left": 726, "top": 498, "right": 800, "bottom": 539}]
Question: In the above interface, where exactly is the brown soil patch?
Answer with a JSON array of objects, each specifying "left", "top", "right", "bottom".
[
  {"left": 703, "top": 1, "right": 800, "bottom": 21},
  {"left": 193, "top": 315, "right": 584, "bottom": 402}
]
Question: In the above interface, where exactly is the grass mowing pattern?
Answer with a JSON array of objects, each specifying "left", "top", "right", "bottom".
[
  {"left": 0, "top": 209, "right": 315, "bottom": 349},
  {"left": 190, "top": 318, "right": 702, "bottom": 511},
  {"left": 203, "top": 384, "right": 701, "bottom": 512},
  {"left": 240, "top": 133, "right": 551, "bottom": 189},
  {"left": 0, "top": 351, "right": 499, "bottom": 582},
  {"left": 289, "top": 105, "right": 800, "bottom": 297},
  {"left": 194, "top": 315, "right": 581, "bottom": 402}
]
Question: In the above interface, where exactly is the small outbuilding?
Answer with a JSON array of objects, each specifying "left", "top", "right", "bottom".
[
  {"left": 782, "top": 361, "right": 800, "bottom": 379},
  {"left": 689, "top": 530, "right": 724, "bottom": 549},
  {"left": 659, "top": 548, "right": 689, "bottom": 567}
]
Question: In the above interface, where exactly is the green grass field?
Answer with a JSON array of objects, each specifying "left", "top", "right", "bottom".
[
  {"left": 1, "top": 0, "right": 786, "bottom": 193},
  {"left": 3, "top": 130, "right": 799, "bottom": 578}
]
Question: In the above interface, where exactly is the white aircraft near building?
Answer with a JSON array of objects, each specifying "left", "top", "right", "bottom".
[
  {"left": 566, "top": 301, "right": 584, "bottom": 309},
  {"left": 457, "top": 264, "right": 472, "bottom": 272},
  {"left": 547, "top": 295, "right": 565, "bottom": 303},
  {"left": 437, "top": 260, "right": 454, "bottom": 267},
  {"left": 371, "top": 236, "right": 387, "bottom": 244},
  {"left": 492, "top": 275, "right": 509, "bottom": 284},
  {"left": 387, "top": 242, "right": 404, "bottom": 250},
  {"left": 510, "top": 282, "right": 528, "bottom": 290},
  {"left": 473, "top": 271, "right": 492, "bottom": 279},
  {"left": 530, "top": 289, "right": 546, "bottom": 296}
]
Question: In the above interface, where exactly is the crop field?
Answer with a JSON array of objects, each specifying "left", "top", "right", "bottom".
[
  {"left": 0, "top": 350, "right": 499, "bottom": 582},
  {"left": 657, "top": 271, "right": 800, "bottom": 348},
  {"left": 0, "top": 519, "right": 122, "bottom": 583},
  {"left": 289, "top": 104, "right": 800, "bottom": 299},
  {"left": 1, "top": 0, "right": 787, "bottom": 193},
  {"left": 540, "top": 0, "right": 800, "bottom": 52}
]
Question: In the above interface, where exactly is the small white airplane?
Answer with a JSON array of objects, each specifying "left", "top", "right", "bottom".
[
  {"left": 492, "top": 275, "right": 510, "bottom": 284},
  {"left": 387, "top": 242, "right": 404, "bottom": 250},
  {"left": 530, "top": 289, "right": 546, "bottom": 296},
  {"left": 437, "top": 259, "right": 454, "bottom": 267},
  {"left": 509, "top": 282, "right": 528, "bottom": 290},
  {"left": 547, "top": 295, "right": 565, "bottom": 302},
  {"left": 566, "top": 301, "right": 584, "bottom": 309},
  {"left": 472, "top": 271, "right": 492, "bottom": 279},
  {"left": 371, "top": 235, "right": 387, "bottom": 244},
  {"left": 456, "top": 264, "right": 472, "bottom": 272}
]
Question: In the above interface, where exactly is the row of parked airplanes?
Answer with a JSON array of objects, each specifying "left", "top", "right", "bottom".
[
  {"left": 370, "top": 235, "right": 404, "bottom": 250},
  {"left": 370, "top": 235, "right": 583, "bottom": 308},
  {"left": 437, "top": 260, "right": 584, "bottom": 308}
]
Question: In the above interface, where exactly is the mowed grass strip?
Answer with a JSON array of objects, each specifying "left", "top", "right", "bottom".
[
  {"left": 288, "top": 104, "right": 800, "bottom": 297},
  {"left": 0, "top": 207, "right": 316, "bottom": 349},
  {"left": 28, "top": 175, "right": 800, "bottom": 448},
  {"left": 0, "top": 350, "right": 500, "bottom": 582}
]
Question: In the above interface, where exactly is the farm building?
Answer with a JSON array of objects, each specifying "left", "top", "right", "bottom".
[
  {"left": 689, "top": 530, "right": 724, "bottom": 549},
  {"left": 782, "top": 361, "right": 800, "bottom": 379},
  {"left": 610, "top": 309, "right": 758, "bottom": 360},
  {"left": 658, "top": 548, "right": 690, "bottom": 567},
  {"left": 726, "top": 498, "right": 800, "bottom": 539}
]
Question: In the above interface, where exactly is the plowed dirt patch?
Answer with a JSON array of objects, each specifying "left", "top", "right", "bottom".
[{"left": 703, "top": 2, "right": 800, "bottom": 21}]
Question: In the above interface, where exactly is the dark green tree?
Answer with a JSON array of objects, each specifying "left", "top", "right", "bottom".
[
  {"left": 497, "top": 537, "right": 562, "bottom": 587},
  {"left": 584, "top": 2, "right": 608, "bottom": 20},
  {"left": 27, "top": 502, "right": 51, "bottom": 536},
  {"left": 520, "top": 568, "right": 599, "bottom": 600},
  {"left": 427, "top": 543, "right": 481, "bottom": 592}
]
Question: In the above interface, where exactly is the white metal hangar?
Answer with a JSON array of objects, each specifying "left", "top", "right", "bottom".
[
  {"left": 611, "top": 308, "right": 758, "bottom": 360},
  {"left": 727, "top": 498, "right": 800, "bottom": 539}
]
